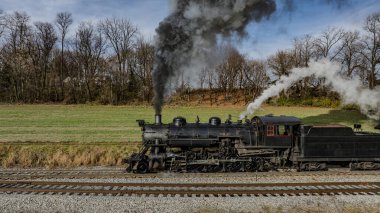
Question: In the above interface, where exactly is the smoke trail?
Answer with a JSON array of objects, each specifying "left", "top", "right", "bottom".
[
  {"left": 240, "top": 59, "right": 380, "bottom": 120},
  {"left": 153, "top": 0, "right": 276, "bottom": 114}
]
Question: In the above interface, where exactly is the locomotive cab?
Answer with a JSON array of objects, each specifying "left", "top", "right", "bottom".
[{"left": 252, "top": 115, "right": 301, "bottom": 148}]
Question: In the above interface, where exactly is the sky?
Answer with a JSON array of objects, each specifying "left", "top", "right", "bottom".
[{"left": 1, "top": 0, "right": 379, "bottom": 59}]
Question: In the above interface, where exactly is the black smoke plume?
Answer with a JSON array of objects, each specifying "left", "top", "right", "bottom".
[{"left": 153, "top": 0, "right": 276, "bottom": 114}]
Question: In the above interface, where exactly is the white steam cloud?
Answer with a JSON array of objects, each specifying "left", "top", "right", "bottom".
[{"left": 240, "top": 59, "right": 380, "bottom": 120}]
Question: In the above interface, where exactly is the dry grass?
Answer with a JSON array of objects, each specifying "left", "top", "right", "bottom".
[
  {"left": 0, "top": 144, "right": 139, "bottom": 168},
  {"left": 192, "top": 202, "right": 380, "bottom": 213}
]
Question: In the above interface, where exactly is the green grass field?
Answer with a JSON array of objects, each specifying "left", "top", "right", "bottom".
[{"left": 0, "top": 104, "right": 379, "bottom": 143}]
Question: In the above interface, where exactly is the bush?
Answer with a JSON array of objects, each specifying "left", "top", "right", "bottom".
[
  {"left": 341, "top": 104, "right": 360, "bottom": 111},
  {"left": 268, "top": 96, "right": 340, "bottom": 108}
]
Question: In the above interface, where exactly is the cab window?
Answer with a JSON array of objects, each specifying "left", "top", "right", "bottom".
[
  {"left": 278, "top": 125, "right": 286, "bottom": 135},
  {"left": 267, "top": 125, "right": 290, "bottom": 136},
  {"left": 267, "top": 125, "right": 275, "bottom": 136}
]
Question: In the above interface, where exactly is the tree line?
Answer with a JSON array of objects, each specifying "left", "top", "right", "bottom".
[
  {"left": 193, "top": 12, "right": 380, "bottom": 105},
  {"left": 0, "top": 10, "right": 379, "bottom": 105},
  {"left": 0, "top": 11, "right": 153, "bottom": 104}
]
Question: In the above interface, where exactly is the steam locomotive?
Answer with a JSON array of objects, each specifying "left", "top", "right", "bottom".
[{"left": 125, "top": 114, "right": 380, "bottom": 173}]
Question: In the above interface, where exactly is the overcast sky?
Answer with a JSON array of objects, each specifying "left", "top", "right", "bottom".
[{"left": 1, "top": 0, "right": 379, "bottom": 59}]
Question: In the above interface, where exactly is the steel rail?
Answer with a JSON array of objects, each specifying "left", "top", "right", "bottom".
[
  {"left": 1, "top": 187, "right": 380, "bottom": 196},
  {"left": 1, "top": 180, "right": 380, "bottom": 188},
  {"left": 1, "top": 181, "right": 380, "bottom": 196}
]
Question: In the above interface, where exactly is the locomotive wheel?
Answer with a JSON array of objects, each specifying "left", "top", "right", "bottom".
[
  {"left": 244, "top": 162, "right": 253, "bottom": 172},
  {"left": 224, "top": 155, "right": 243, "bottom": 172},
  {"left": 350, "top": 162, "right": 378, "bottom": 170},
  {"left": 169, "top": 160, "right": 182, "bottom": 172},
  {"left": 136, "top": 161, "right": 149, "bottom": 173},
  {"left": 251, "top": 157, "right": 264, "bottom": 172},
  {"left": 299, "top": 162, "right": 327, "bottom": 171},
  {"left": 242, "top": 158, "right": 266, "bottom": 172},
  {"left": 245, "top": 161, "right": 257, "bottom": 172},
  {"left": 206, "top": 164, "right": 223, "bottom": 173},
  {"left": 187, "top": 164, "right": 204, "bottom": 173},
  {"left": 225, "top": 162, "right": 243, "bottom": 172},
  {"left": 126, "top": 165, "right": 133, "bottom": 173}
]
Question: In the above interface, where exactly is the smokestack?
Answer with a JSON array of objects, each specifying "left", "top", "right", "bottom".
[{"left": 155, "top": 114, "right": 162, "bottom": 125}]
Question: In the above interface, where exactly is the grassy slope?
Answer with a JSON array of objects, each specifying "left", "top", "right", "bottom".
[{"left": 0, "top": 104, "right": 379, "bottom": 143}]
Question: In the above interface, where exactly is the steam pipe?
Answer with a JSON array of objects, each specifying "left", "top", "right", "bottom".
[{"left": 155, "top": 114, "right": 162, "bottom": 125}]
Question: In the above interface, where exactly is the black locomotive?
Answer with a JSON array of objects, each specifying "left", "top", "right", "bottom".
[{"left": 125, "top": 114, "right": 380, "bottom": 173}]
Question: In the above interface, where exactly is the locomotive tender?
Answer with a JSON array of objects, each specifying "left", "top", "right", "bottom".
[{"left": 126, "top": 114, "right": 380, "bottom": 173}]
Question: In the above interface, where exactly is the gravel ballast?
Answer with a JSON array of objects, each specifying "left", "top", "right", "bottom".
[
  {"left": 1, "top": 169, "right": 380, "bottom": 212},
  {"left": 0, "top": 193, "right": 380, "bottom": 212}
]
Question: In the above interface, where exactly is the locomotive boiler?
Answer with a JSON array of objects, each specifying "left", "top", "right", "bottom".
[{"left": 125, "top": 114, "right": 380, "bottom": 173}]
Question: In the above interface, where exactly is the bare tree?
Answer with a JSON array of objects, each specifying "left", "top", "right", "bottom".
[
  {"left": 337, "top": 31, "right": 363, "bottom": 77},
  {"left": 0, "top": 9, "right": 5, "bottom": 39},
  {"left": 56, "top": 12, "right": 73, "bottom": 99},
  {"left": 267, "top": 50, "right": 294, "bottom": 79},
  {"left": 198, "top": 67, "right": 207, "bottom": 89},
  {"left": 73, "top": 22, "right": 105, "bottom": 101},
  {"left": 314, "top": 27, "right": 345, "bottom": 60},
  {"left": 26, "top": 22, "right": 57, "bottom": 101},
  {"left": 360, "top": 13, "right": 380, "bottom": 89},
  {"left": 134, "top": 37, "right": 154, "bottom": 102},
  {"left": 215, "top": 46, "right": 244, "bottom": 100},
  {"left": 34, "top": 22, "right": 57, "bottom": 99},
  {"left": 0, "top": 10, "right": 5, "bottom": 90},
  {"left": 99, "top": 17, "right": 138, "bottom": 103},
  {"left": 242, "top": 59, "right": 269, "bottom": 103},
  {"left": 291, "top": 35, "right": 316, "bottom": 97},
  {"left": 2, "top": 11, "right": 31, "bottom": 101},
  {"left": 227, "top": 48, "right": 245, "bottom": 90},
  {"left": 292, "top": 34, "right": 315, "bottom": 67}
]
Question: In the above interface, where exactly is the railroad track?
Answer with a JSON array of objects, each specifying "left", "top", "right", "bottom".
[
  {"left": 1, "top": 169, "right": 380, "bottom": 180},
  {"left": 1, "top": 181, "right": 380, "bottom": 197}
]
